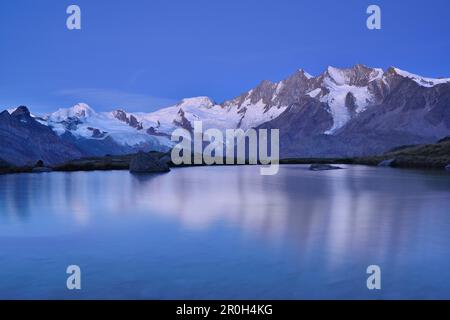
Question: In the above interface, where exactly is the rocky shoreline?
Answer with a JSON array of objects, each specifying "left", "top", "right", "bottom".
[{"left": 1, "top": 138, "right": 449, "bottom": 175}]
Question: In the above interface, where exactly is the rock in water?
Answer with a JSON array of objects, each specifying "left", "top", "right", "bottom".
[
  {"left": 378, "top": 159, "right": 396, "bottom": 167},
  {"left": 309, "top": 164, "right": 342, "bottom": 171},
  {"left": 130, "top": 152, "right": 170, "bottom": 173},
  {"left": 32, "top": 167, "right": 52, "bottom": 173}
]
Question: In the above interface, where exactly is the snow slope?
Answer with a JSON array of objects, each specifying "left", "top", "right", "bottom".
[{"left": 393, "top": 68, "right": 450, "bottom": 87}]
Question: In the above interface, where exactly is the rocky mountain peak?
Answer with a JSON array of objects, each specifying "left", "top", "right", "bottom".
[
  {"left": 0, "top": 110, "right": 11, "bottom": 121},
  {"left": 11, "top": 106, "right": 31, "bottom": 117},
  {"left": 324, "top": 65, "right": 383, "bottom": 87},
  {"left": 49, "top": 103, "right": 96, "bottom": 123}
]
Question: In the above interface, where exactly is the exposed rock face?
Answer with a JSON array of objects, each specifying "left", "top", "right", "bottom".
[
  {"left": 129, "top": 151, "right": 170, "bottom": 173},
  {"left": 223, "top": 69, "right": 314, "bottom": 113},
  {"left": 0, "top": 106, "right": 83, "bottom": 166},
  {"left": 129, "top": 115, "right": 143, "bottom": 130},
  {"left": 87, "top": 127, "right": 108, "bottom": 139},
  {"left": 259, "top": 66, "right": 450, "bottom": 158},
  {"left": 60, "top": 117, "right": 82, "bottom": 131},
  {"left": 173, "top": 108, "right": 193, "bottom": 132},
  {"left": 309, "top": 164, "right": 343, "bottom": 171},
  {"left": 345, "top": 92, "right": 357, "bottom": 117},
  {"left": 146, "top": 126, "right": 170, "bottom": 137},
  {"left": 113, "top": 109, "right": 143, "bottom": 130},
  {"left": 259, "top": 96, "right": 333, "bottom": 136}
]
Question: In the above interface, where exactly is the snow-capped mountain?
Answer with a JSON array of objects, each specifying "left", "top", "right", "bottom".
[
  {"left": 2, "top": 64, "right": 450, "bottom": 165},
  {"left": 0, "top": 107, "right": 83, "bottom": 166},
  {"left": 259, "top": 65, "right": 450, "bottom": 157},
  {"left": 43, "top": 103, "right": 171, "bottom": 149}
]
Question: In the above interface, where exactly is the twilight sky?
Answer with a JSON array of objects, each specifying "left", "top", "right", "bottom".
[{"left": 0, "top": 0, "right": 449, "bottom": 113}]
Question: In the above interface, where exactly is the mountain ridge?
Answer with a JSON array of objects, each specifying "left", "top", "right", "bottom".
[{"left": 1, "top": 64, "right": 450, "bottom": 165}]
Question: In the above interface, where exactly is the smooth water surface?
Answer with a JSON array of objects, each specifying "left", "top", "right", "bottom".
[{"left": 1, "top": 165, "right": 450, "bottom": 299}]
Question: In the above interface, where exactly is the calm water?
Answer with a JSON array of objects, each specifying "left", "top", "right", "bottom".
[{"left": 1, "top": 165, "right": 450, "bottom": 299}]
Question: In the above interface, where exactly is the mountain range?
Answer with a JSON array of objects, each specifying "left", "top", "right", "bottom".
[{"left": 1, "top": 64, "right": 450, "bottom": 166}]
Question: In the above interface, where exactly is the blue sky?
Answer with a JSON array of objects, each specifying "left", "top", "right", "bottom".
[{"left": 0, "top": 0, "right": 449, "bottom": 113}]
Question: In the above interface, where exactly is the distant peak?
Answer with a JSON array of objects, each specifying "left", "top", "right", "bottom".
[
  {"left": 48, "top": 103, "right": 96, "bottom": 122},
  {"left": 298, "top": 69, "right": 314, "bottom": 79},
  {"left": 0, "top": 109, "right": 11, "bottom": 119},
  {"left": 176, "top": 96, "right": 215, "bottom": 108},
  {"left": 11, "top": 106, "right": 31, "bottom": 117},
  {"left": 324, "top": 65, "right": 383, "bottom": 86},
  {"left": 71, "top": 103, "right": 95, "bottom": 116},
  {"left": 59, "top": 103, "right": 96, "bottom": 119},
  {"left": 353, "top": 63, "right": 371, "bottom": 70}
]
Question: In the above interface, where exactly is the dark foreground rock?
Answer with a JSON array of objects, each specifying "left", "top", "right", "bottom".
[
  {"left": 31, "top": 160, "right": 52, "bottom": 173},
  {"left": 159, "top": 154, "right": 173, "bottom": 166},
  {"left": 309, "top": 164, "right": 343, "bottom": 171},
  {"left": 129, "top": 152, "right": 170, "bottom": 173}
]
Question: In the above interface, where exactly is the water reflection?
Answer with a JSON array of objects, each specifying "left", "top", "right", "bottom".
[{"left": 1, "top": 165, "right": 450, "bottom": 298}]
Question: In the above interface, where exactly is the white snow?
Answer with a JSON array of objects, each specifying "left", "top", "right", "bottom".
[
  {"left": 306, "top": 88, "right": 322, "bottom": 98},
  {"left": 322, "top": 68, "right": 378, "bottom": 133},
  {"left": 46, "top": 103, "right": 171, "bottom": 146},
  {"left": 49, "top": 103, "right": 95, "bottom": 122},
  {"left": 300, "top": 69, "right": 314, "bottom": 79},
  {"left": 327, "top": 66, "right": 349, "bottom": 85},
  {"left": 369, "top": 68, "right": 384, "bottom": 82},
  {"left": 140, "top": 95, "right": 287, "bottom": 133},
  {"left": 176, "top": 96, "right": 214, "bottom": 109},
  {"left": 43, "top": 93, "right": 287, "bottom": 150},
  {"left": 39, "top": 65, "right": 450, "bottom": 146},
  {"left": 393, "top": 68, "right": 450, "bottom": 87}
]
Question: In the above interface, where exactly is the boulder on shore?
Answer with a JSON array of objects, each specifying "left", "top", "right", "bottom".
[
  {"left": 31, "top": 159, "right": 52, "bottom": 173},
  {"left": 159, "top": 154, "right": 172, "bottom": 166},
  {"left": 32, "top": 167, "right": 52, "bottom": 173},
  {"left": 309, "top": 164, "right": 342, "bottom": 171},
  {"left": 130, "top": 152, "right": 170, "bottom": 173},
  {"left": 378, "top": 159, "right": 396, "bottom": 167},
  {"left": 35, "top": 160, "right": 44, "bottom": 167}
]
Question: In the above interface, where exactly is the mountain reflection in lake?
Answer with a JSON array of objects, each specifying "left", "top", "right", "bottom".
[{"left": 1, "top": 165, "right": 450, "bottom": 299}]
